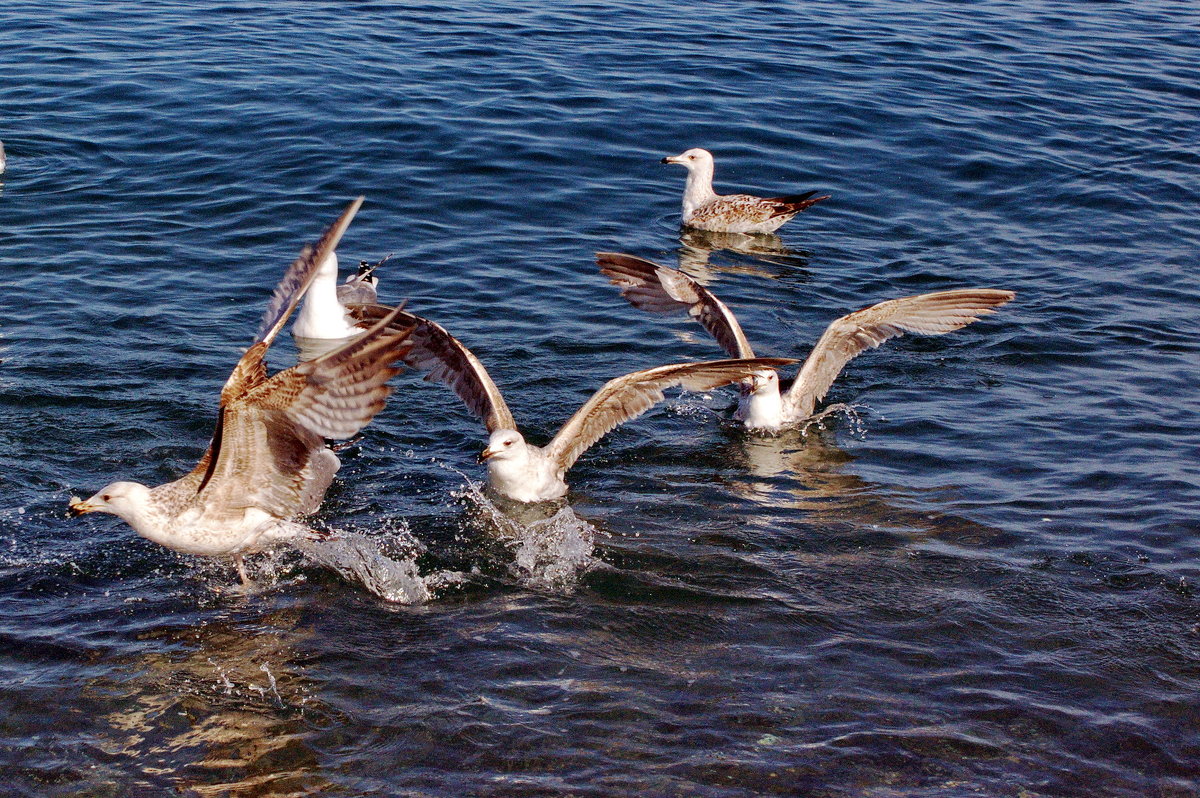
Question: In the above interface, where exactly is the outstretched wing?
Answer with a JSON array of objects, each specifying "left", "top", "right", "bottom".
[
  {"left": 596, "top": 252, "right": 755, "bottom": 358},
  {"left": 545, "top": 357, "right": 796, "bottom": 472},
  {"left": 785, "top": 288, "right": 1015, "bottom": 419},
  {"left": 218, "top": 197, "right": 365, "bottom": 409},
  {"left": 256, "top": 197, "right": 364, "bottom": 347},
  {"left": 193, "top": 306, "right": 413, "bottom": 518},
  {"left": 349, "top": 303, "right": 517, "bottom": 434}
]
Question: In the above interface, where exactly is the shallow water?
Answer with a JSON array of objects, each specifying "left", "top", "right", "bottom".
[{"left": 2, "top": 2, "right": 1199, "bottom": 795}]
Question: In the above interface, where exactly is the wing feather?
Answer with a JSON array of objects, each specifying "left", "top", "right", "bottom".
[
  {"left": 264, "top": 306, "right": 414, "bottom": 440},
  {"left": 596, "top": 252, "right": 755, "bottom": 358},
  {"left": 348, "top": 304, "right": 518, "bottom": 434},
  {"left": 255, "top": 197, "right": 364, "bottom": 346},
  {"left": 187, "top": 306, "right": 412, "bottom": 517},
  {"left": 785, "top": 289, "right": 1015, "bottom": 419},
  {"left": 545, "top": 357, "right": 796, "bottom": 471}
]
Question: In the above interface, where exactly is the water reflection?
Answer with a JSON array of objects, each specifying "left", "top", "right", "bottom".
[
  {"left": 86, "top": 605, "right": 331, "bottom": 796},
  {"left": 676, "top": 228, "right": 811, "bottom": 283},
  {"left": 722, "top": 414, "right": 1011, "bottom": 550}
]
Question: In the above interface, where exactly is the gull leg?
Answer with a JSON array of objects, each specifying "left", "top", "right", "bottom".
[{"left": 235, "top": 555, "right": 250, "bottom": 586}]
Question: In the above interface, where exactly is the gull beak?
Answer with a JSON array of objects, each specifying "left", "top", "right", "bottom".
[
  {"left": 68, "top": 496, "right": 98, "bottom": 516},
  {"left": 478, "top": 446, "right": 496, "bottom": 464},
  {"left": 662, "top": 155, "right": 682, "bottom": 164}
]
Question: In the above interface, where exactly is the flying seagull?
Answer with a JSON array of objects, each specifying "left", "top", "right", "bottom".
[
  {"left": 596, "top": 252, "right": 1014, "bottom": 433},
  {"left": 349, "top": 304, "right": 795, "bottom": 503},
  {"left": 661, "top": 148, "right": 829, "bottom": 234},
  {"left": 69, "top": 199, "right": 414, "bottom": 584}
]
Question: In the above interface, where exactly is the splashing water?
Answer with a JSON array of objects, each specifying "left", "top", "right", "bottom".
[
  {"left": 798, "top": 402, "right": 869, "bottom": 440},
  {"left": 292, "top": 517, "right": 463, "bottom": 604},
  {"left": 454, "top": 481, "right": 598, "bottom": 592}
]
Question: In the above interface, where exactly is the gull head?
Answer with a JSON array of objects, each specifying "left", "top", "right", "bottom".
[
  {"left": 662, "top": 147, "right": 714, "bottom": 170},
  {"left": 478, "top": 429, "right": 528, "bottom": 465},
  {"left": 69, "top": 481, "right": 151, "bottom": 521},
  {"left": 746, "top": 369, "right": 780, "bottom": 396}
]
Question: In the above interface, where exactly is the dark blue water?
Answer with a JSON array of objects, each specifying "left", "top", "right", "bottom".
[{"left": 2, "top": 2, "right": 1199, "bottom": 795}]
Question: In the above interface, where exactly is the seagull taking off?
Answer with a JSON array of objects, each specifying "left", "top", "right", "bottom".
[
  {"left": 597, "top": 252, "right": 1014, "bottom": 433},
  {"left": 69, "top": 199, "right": 415, "bottom": 584},
  {"left": 349, "top": 304, "right": 795, "bottom": 503},
  {"left": 662, "top": 148, "right": 829, "bottom": 234}
]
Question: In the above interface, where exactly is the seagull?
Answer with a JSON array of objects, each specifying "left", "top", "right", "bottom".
[
  {"left": 596, "top": 252, "right": 1014, "bottom": 433},
  {"left": 292, "top": 248, "right": 391, "bottom": 339},
  {"left": 348, "top": 304, "right": 795, "bottom": 503},
  {"left": 69, "top": 199, "right": 415, "bottom": 584},
  {"left": 0, "top": 140, "right": 6, "bottom": 175},
  {"left": 661, "top": 148, "right": 829, "bottom": 234}
]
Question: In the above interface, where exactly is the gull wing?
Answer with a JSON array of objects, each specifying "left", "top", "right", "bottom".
[
  {"left": 545, "top": 357, "right": 796, "bottom": 472},
  {"left": 217, "top": 197, "right": 365, "bottom": 409},
  {"left": 763, "top": 191, "right": 831, "bottom": 219},
  {"left": 336, "top": 277, "right": 379, "bottom": 306},
  {"left": 349, "top": 303, "right": 518, "bottom": 434},
  {"left": 784, "top": 289, "right": 1015, "bottom": 420},
  {"left": 153, "top": 199, "right": 367, "bottom": 509},
  {"left": 596, "top": 252, "right": 755, "bottom": 358},
  {"left": 189, "top": 306, "right": 413, "bottom": 518}
]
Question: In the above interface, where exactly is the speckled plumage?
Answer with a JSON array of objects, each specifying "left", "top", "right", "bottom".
[
  {"left": 70, "top": 199, "right": 414, "bottom": 582},
  {"left": 662, "top": 148, "right": 829, "bottom": 234}
]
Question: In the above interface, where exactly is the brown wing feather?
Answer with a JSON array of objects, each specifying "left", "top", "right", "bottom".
[
  {"left": 764, "top": 191, "right": 831, "bottom": 219},
  {"left": 545, "top": 357, "right": 796, "bottom": 471},
  {"left": 596, "top": 252, "right": 755, "bottom": 358},
  {"left": 181, "top": 306, "right": 412, "bottom": 518},
  {"left": 259, "top": 306, "right": 414, "bottom": 440},
  {"left": 348, "top": 303, "right": 518, "bottom": 434},
  {"left": 217, "top": 198, "right": 365, "bottom": 405},
  {"left": 785, "top": 289, "right": 1015, "bottom": 419}
]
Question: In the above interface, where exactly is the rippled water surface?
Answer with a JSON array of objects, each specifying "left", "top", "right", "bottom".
[{"left": 2, "top": 2, "right": 1199, "bottom": 795}]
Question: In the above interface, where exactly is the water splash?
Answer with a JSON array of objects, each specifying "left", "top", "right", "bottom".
[
  {"left": 797, "top": 402, "right": 869, "bottom": 440},
  {"left": 454, "top": 481, "right": 597, "bottom": 592},
  {"left": 295, "top": 529, "right": 434, "bottom": 604}
]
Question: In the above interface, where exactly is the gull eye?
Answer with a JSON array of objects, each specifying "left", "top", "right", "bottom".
[
  {"left": 101, "top": 494, "right": 112, "bottom": 502},
  {"left": 504, "top": 440, "right": 513, "bottom": 447}
]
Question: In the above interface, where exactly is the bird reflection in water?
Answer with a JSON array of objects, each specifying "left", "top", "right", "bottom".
[
  {"left": 676, "top": 228, "right": 811, "bottom": 285},
  {"left": 722, "top": 413, "right": 1012, "bottom": 552},
  {"left": 85, "top": 606, "right": 331, "bottom": 796}
]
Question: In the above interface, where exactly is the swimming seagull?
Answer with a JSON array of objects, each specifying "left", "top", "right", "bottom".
[
  {"left": 661, "top": 148, "right": 829, "bottom": 234},
  {"left": 349, "top": 304, "right": 795, "bottom": 503},
  {"left": 596, "top": 252, "right": 1014, "bottom": 433},
  {"left": 69, "top": 199, "right": 415, "bottom": 584},
  {"left": 293, "top": 249, "right": 391, "bottom": 339}
]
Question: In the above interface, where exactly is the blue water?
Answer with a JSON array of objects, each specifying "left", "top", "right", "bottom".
[{"left": 2, "top": 2, "right": 1199, "bottom": 795}]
